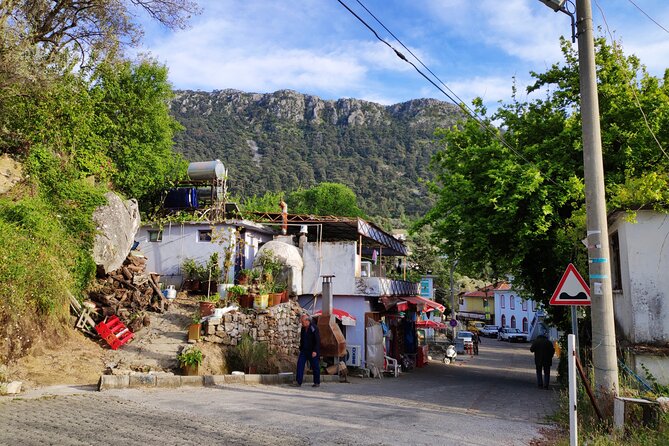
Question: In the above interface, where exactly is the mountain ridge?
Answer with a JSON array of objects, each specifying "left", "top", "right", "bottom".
[{"left": 170, "top": 89, "right": 463, "bottom": 217}]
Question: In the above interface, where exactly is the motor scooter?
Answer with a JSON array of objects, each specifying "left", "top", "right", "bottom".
[{"left": 442, "top": 344, "right": 457, "bottom": 364}]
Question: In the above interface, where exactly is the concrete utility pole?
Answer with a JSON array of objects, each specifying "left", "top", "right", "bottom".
[{"left": 575, "top": 0, "right": 619, "bottom": 400}]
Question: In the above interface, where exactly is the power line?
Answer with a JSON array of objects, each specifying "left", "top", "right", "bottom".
[
  {"left": 626, "top": 0, "right": 669, "bottom": 35},
  {"left": 595, "top": 0, "right": 669, "bottom": 162},
  {"left": 337, "top": 0, "right": 563, "bottom": 189}
]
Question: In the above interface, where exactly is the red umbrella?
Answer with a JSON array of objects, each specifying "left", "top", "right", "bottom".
[
  {"left": 313, "top": 308, "right": 357, "bottom": 326},
  {"left": 416, "top": 319, "right": 446, "bottom": 329}
]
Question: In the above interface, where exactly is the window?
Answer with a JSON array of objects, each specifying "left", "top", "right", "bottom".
[
  {"left": 501, "top": 295, "right": 505, "bottom": 309},
  {"left": 501, "top": 314, "right": 506, "bottom": 327},
  {"left": 610, "top": 231, "right": 623, "bottom": 291},
  {"left": 522, "top": 317, "right": 528, "bottom": 332},
  {"left": 510, "top": 295, "right": 515, "bottom": 310},
  {"left": 511, "top": 315, "right": 516, "bottom": 329},
  {"left": 530, "top": 300, "right": 534, "bottom": 312},
  {"left": 521, "top": 299, "right": 527, "bottom": 311},
  {"left": 148, "top": 230, "right": 162, "bottom": 242},
  {"left": 198, "top": 230, "right": 212, "bottom": 242}
]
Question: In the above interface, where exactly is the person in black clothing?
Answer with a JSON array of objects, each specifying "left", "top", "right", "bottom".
[
  {"left": 530, "top": 334, "right": 555, "bottom": 389},
  {"left": 295, "top": 314, "right": 321, "bottom": 387}
]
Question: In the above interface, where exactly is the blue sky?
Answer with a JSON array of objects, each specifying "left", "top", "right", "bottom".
[{"left": 135, "top": 0, "right": 669, "bottom": 109}]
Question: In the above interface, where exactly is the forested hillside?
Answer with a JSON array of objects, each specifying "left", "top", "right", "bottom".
[{"left": 170, "top": 89, "right": 462, "bottom": 217}]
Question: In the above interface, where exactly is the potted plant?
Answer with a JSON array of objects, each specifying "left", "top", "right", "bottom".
[
  {"left": 188, "top": 310, "right": 202, "bottom": 342},
  {"left": 203, "top": 252, "right": 222, "bottom": 294},
  {"left": 182, "top": 258, "right": 206, "bottom": 291},
  {"left": 254, "top": 284, "right": 270, "bottom": 309},
  {"left": 199, "top": 292, "right": 220, "bottom": 317},
  {"left": 269, "top": 282, "right": 288, "bottom": 305},
  {"left": 237, "top": 268, "right": 253, "bottom": 285},
  {"left": 256, "top": 250, "right": 283, "bottom": 284},
  {"left": 226, "top": 285, "right": 246, "bottom": 306},
  {"left": 177, "top": 346, "right": 203, "bottom": 376}
]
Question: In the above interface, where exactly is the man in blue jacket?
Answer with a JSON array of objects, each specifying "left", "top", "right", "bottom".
[{"left": 295, "top": 314, "right": 321, "bottom": 387}]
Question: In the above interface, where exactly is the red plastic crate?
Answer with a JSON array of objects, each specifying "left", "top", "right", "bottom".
[{"left": 95, "top": 315, "right": 134, "bottom": 350}]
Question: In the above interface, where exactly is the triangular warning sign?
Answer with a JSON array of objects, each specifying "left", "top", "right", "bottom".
[{"left": 549, "top": 263, "right": 591, "bottom": 306}]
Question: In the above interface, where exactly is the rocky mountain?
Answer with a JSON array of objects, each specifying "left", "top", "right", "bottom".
[{"left": 170, "top": 89, "right": 463, "bottom": 217}]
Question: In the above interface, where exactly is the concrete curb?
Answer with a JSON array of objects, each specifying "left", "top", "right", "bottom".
[{"left": 98, "top": 372, "right": 341, "bottom": 391}]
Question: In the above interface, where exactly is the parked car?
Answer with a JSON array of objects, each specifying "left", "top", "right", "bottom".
[
  {"left": 457, "top": 330, "right": 474, "bottom": 342},
  {"left": 498, "top": 327, "right": 528, "bottom": 342},
  {"left": 480, "top": 325, "right": 499, "bottom": 337}
]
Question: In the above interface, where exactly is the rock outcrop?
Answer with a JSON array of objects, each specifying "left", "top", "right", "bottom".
[{"left": 92, "top": 192, "right": 141, "bottom": 274}]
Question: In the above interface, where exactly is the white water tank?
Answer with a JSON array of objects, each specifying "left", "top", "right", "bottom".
[{"left": 187, "top": 160, "right": 226, "bottom": 180}]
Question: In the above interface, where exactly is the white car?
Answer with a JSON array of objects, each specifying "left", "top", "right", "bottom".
[
  {"left": 498, "top": 327, "right": 528, "bottom": 342},
  {"left": 479, "top": 325, "right": 499, "bottom": 337}
]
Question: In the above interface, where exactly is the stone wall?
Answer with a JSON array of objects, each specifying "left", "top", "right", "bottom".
[{"left": 201, "top": 301, "right": 303, "bottom": 357}]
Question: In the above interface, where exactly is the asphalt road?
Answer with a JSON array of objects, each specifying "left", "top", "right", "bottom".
[{"left": 0, "top": 338, "right": 558, "bottom": 446}]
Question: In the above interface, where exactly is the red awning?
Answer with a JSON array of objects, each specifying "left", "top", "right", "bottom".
[
  {"left": 416, "top": 319, "right": 447, "bottom": 329},
  {"left": 400, "top": 296, "right": 446, "bottom": 313},
  {"left": 313, "top": 308, "right": 357, "bottom": 326}
]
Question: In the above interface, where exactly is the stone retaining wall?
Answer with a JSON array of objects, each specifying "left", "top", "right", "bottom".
[{"left": 201, "top": 301, "right": 303, "bottom": 357}]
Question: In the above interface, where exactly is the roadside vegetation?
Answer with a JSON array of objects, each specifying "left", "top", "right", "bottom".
[
  {"left": 0, "top": 1, "right": 197, "bottom": 362},
  {"left": 417, "top": 37, "right": 669, "bottom": 328},
  {"left": 549, "top": 378, "right": 668, "bottom": 445}
]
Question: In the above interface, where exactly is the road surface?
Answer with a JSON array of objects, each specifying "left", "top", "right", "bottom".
[{"left": 0, "top": 338, "right": 558, "bottom": 445}]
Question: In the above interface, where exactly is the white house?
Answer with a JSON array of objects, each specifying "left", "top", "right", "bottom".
[
  {"left": 609, "top": 209, "right": 669, "bottom": 384},
  {"left": 492, "top": 282, "right": 541, "bottom": 335},
  {"left": 135, "top": 219, "right": 275, "bottom": 287}
]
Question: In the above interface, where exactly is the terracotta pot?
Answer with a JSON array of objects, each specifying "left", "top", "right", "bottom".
[
  {"left": 187, "top": 323, "right": 201, "bottom": 342},
  {"left": 237, "top": 273, "right": 249, "bottom": 285},
  {"left": 199, "top": 301, "right": 215, "bottom": 317},
  {"left": 280, "top": 290, "right": 289, "bottom": 303},
  {"left": 239, "top": 294, "right": 253, "bottom": 309},
  {"left": 181, "top": 363, "right": 200, "bottom": 376},
  {"left": 269, "top": 293, "right": 282, "bottom": 306}
]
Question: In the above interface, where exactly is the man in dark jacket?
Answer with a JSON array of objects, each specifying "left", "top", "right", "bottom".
[
  {"left": 530, "top": 334, "right": 555, "bottom": 389},
  {"left": 295, "top": 314, "right": 321, "bottom": 387}
]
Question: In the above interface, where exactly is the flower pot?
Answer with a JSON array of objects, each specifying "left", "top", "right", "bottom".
[
  {"left": 280, "top": 290, "right": 289, "bottom": 303},
  {"left": 253, "top": 294, "right": 269, "bottom": 310},
  {"left": 181, "top": 363, "right": 200, "bottom": 376},
  {"left": 239, "top": 294, "right": 253, "bottom": 309},
  {"left": 269, "top": 293, "right": 282, "bottom": 307},
  {"left": 187, "top": 323, "right": 201, "bottom": 342},
  {"left": 199, "top": 301, "right": 215, "bottom": 317}
]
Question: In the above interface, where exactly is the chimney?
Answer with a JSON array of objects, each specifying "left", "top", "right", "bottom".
[
  {"left": 317, "top": 275, "right": 346, "bottom": 357},
  {"left": 298, "top": 225, "right": 308, "bottom": 251},
  {"left": 280, "top": 200, "right": 288, "bottom": 235}
]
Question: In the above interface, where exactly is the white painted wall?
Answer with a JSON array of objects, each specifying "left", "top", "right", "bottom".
[
  {"left": 493, "top": 290, "right": 537, "bottom": 333},
  {"left": 299, "top": 295, "right": 372, "bottom": 365},
  {"left": 136, "top": 222, "right": 272, "bottom": 288},
  {"left": 610, "top": 211, "right": 669, "bottom": 344},
  {"left": 302, "top": 241, "right": 358, "bottom": 296}
]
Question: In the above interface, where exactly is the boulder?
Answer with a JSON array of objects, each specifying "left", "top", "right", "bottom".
[{"left": 92, "top": 192, "right": 140, "bottom": 274}]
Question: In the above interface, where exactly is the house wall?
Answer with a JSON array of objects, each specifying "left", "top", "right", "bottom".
[
  {"left": 302, "top": 241, "right": 358, "bottom": 296},
  {"left": 298, "top": 295, "right": 371, "bottom": 366},
  {"left": 493, "top": 290, "right": 536, "bottom": 332},
  {"left": 136, "top": 222, "right": 272, "bottom": 288},
  {"left": 610, "top": 211, "right": 669, "bottom": 344}
]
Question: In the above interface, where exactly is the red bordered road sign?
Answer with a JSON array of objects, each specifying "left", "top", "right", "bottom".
[{"left": 549, "top": 263, "right": 591, "bottom": 306}]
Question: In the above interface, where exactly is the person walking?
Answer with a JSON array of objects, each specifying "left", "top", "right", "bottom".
[
  {"left": 530, "top": 334, "right": 555, "bottom": 389},
  {"left": 295, "top": 314, "right": 321, "bottom": 387},
  {"left": 472, "top": 331, "right": 480, "bottom": 355}
]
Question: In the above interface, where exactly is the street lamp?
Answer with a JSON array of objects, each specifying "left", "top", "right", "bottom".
[{"left": 537, "top": 0, "right": 619, "bottom": 405}]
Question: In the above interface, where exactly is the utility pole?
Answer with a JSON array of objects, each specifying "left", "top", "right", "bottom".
[{"left": 575, "top": 0, "right": 619, "bottom": 401}]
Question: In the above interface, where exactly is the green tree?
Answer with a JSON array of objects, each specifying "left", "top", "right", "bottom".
[
  {"left": 0, "top": 0, "right": 199, "bottom": 65},
  {"left": 91, "top": 59, "right": 187, "bottom": 203},
  {"left": 288, "top": 182, "right": 364, "bottom": 217},
  {"left": 419, "top": 37, "right": 669, "bottom": 309}
]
